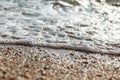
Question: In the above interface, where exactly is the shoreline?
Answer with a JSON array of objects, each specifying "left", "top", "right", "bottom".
[
  {"left": 0, "top": 40, "right": 120, "bottom": 56},
  {"left": 0, "top": 44, "right": 120, "bottom": 80}
]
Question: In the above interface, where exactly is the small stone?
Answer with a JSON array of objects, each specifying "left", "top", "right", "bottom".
[
  {"left": 96, "top": 74, "right": 102, "bottom": 77},
  {"left": 43, "top": 66, "right": 50, "bottom": 70},
  {"left": 69, "top": 53, "right": 74, "bottom": 56},
  {"left": 82, "top": 61, "right": 88, "bottom": 64},
  {"left": 40, "top": 70, "right": 46, "bottom": 76},
  {"left": 4, "top": 7, "right": 10, "bottom": 10},
  {"left": 65, "top": 26, "right": 73, "bottom": 28},
  {"left": 1, "top": 34, "right": 8, "bottom": 38},
  {"left": 57, "top": 33, "right": 66, "bottom": 37},
  {"left": 68, "top": 0, "right": 80, "bottom": 6},
  {"left": 67, "top": 65, "right": 73, "bottom": 69}
]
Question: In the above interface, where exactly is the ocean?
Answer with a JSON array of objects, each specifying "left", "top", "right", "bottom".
[{"left": 0, "top": 0, "right": 120, "bottom": 54}]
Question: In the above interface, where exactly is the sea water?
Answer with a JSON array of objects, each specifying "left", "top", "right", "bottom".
[{"left": 0, "top": 0, "right": 120, "bottom": 53}]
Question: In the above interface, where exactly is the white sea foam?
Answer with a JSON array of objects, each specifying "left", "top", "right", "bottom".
[{"left": 0, "top": 0, "right": 120, "bottom": 53}]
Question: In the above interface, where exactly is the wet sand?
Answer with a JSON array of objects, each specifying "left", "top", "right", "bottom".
[
  {"left": 0, "top": 44, "right": 120, "bottom": 80},
  {"left": 0, "top": 0, "right": 120, "bottom": 80}
]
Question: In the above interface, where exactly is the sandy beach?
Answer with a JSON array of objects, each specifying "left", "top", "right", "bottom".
[
  {"left": 0, "top": 0, "right": 120, "bottom": 80},
  {"left": 0, "top": 0, "right": 120, "bottom": 53},
  {"left": 0, "top": 44, "right": 120, "bottom": 80}
]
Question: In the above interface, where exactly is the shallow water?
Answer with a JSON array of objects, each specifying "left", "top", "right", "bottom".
[{"left": 0, "top": 0, "right": 120, "bottom": 54}]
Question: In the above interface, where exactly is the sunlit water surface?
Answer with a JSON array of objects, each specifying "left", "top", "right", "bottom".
[{"left": 0, "top": 0, "right": 120, "bottom": 53}]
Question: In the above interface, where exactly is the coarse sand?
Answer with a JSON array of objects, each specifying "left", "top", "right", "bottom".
[{"left": 0, "top": 44, "right": 120, "bottom": 80}]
